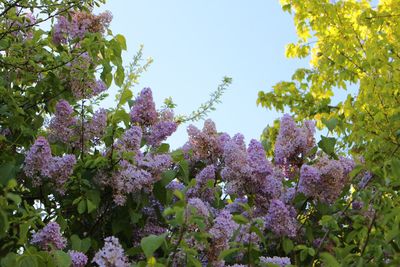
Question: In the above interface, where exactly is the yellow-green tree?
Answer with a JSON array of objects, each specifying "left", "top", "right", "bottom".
[
  {"left": 259, "top": 0, "right": 400, "bottom": 163},
  {"left": 258, "top": 0, "right": 400, "bottom": 265}
]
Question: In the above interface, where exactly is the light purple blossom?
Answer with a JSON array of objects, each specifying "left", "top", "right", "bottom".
[
  {"left": 315, "top": 156, "right": 345, "bottom": 203},
  {"left": 187, "top": 119, "right": 224, "bottom": 162},
  {"left": 147, "top": 120, "right": 177, "bottom": 146},
  {"left": 68, "top": 250, "right": 88, "bottom": 267},
  {"left": 116, "top": 126, "right": 142, "bottom": 153},
  {"left": 188, "top": 197, "right": 210, "bottom": 218},
  {"left": 91, "top": 80, "right": 107, "bottom": 96},
  {"left": 52, "top": 16, "right": 69, "bottom": 45},
  {"left": 52, "top": 11, "right": 112, "bottom": 45},
  {"left": 247, "top": 139, "right": 273, "bottom": 178},
  {"left": 186, "top": 165, "right": 216, "bottom": 201},
  {"left": 136, "top": 153, "right": 172, "bottom": 175},
  {"left": 130, "top": 88, "right": 158, "bottom": 126},
  {"left": 49, "top": 99, "right": 77, "bottom": 143},
  {"left": 31, "top": 222, "right": 66, "bottom": 251},
  {"left": 210, "top": 210, "right": 238, "bottom": 241},
  {"left": 111, "top": 160, "right": 153, "bottom": 205},
  {"left": 265, "top": 199, "right": 297, "bottom": 238},
  {"left": 274, "top": 114, "right": 315, "bottom": 166},
  {"left": 48, "top": 154, "right": 76, "bottom": 193},
  {"left": 259, "top": 256, "right": 291, "bottom": 267},
  {"left": 166, "top": 180, "right": 185, "bottom": 191},
  {"left": 87, "top": 108, "right": 107, "bottom": 144},
  {"left": 298, "top": 164, "right": 320, "bottom": 197},
  {"left": 24, "top": 136, "right": 52, "bottom": 182},
  {"left": 92, "top": 236, "right": 129, "bottom": 267}
]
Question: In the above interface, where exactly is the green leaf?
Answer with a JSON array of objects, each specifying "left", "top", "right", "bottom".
[
  {"left": 77, "top": 200, "right": 86, "bottom": 214},
  {"left": 232, "top": 214, "right": 249, "bottom": 224},
  {"left": 114, "top": 66, "right": 125, "bottom": 87},
  {"left": 71, "top": 235, "right": 91, "bottom": 253},
  {"left": 52, "top": 251, "right": 71, "bottom": 267},
  {"left": 0, "top": 162, "right": 17, "bottom": 186},
  {"left": 157, "top": 143, "right": 170, "bottom": 154},
  {"left": 115, "top": 34, "right": 127, "bottom": 50},
  {"left": 322, "top": 117, "right": 339, "bottom": 131},
  {"left": 18, "top": 223, "right": 30, "bottom": 244},
  {"left": 282, "top": 238, "right": 294, "bottom": 254},
  {"left": 391, "top": 158, "right": 400, "bottom": 178},
  {"left": 0, "top": 210, "right": 9, "bottom": 238},
  {"left": 118, "top": 88, "right": 132, "bottom": 106},
  {"left": 6, "top": 193, "right": 21, "bottom": 205},
  {"left": 320, "top": 252, "right": 340, "bottom": 267},
  {"left": 318, "top": 135, "right": 336, "bottom": 155},
  {"left": 18, "top": 255, "right": 38, "bottom": 267},
  {"left": 86, "top": 199, "right": 96, "bottom": 214},
  {"left": 1, "top": 253, "right": 18, "bottom": 267},
  {"left": 140, "top": 233, "right": 167, "bottom": 258},
  {"left": 218, "top": 247, "right": 240, "bottom": 260}
]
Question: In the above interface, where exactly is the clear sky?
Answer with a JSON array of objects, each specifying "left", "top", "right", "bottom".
[{"left": 96, "top": 1, "right": 310, "bottom": 148}]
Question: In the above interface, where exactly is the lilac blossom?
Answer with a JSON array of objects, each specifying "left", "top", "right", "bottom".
[
  {"left": 274, "top": 114, "right": 315, "bottom": 166},
  {"left": 111, "top": 160, "right": 153, "bottom": 205},
  {"left": 247, "top": 139, "right": 273, "bottom": 179},
  {"left": 31, "top": 222, "right": 66, "bottom": 251},
  {"left": 147, "top": 120, "right": 177, "bottom": 146},
  {"left": 210, "top": 210, "right": 238, "bottom": 240},
  {"left": 187, "top": 119, "right": 224, "bottom": 162},
  {"left": 315, "top": 156, "right": 346, "bottom": 203},
  {"left": 259, "top": 256, "right": 291, "bottom": 267},
  {"left": 87, "top": 108, "right": 107, "bottom": 144},
  {"left": 188, "top": 198, "right": 210, "bottom": 218},
  {"left": 53, "top": 11, "right": 112, "bottom": 45},
  {"left": 116, "top": 126, "right": 142, "bottom": 153},
  {"left": 24, "top": 136, "right": 52, "bottom": 183},
  {"left": 186, "top": 165, "right": 216, "bottom": 201},
  {"left": 130, "top": 88, "right": 158, "bottom": 126},
  {"left": 136, "top": 153, "right": 172, "bottom": 175},
  {"left": 91, "top": 80, "right": 107, "bottom": 96},
  {"left": 49, "top": 99, "right": 77, "bottom": 143},
  {"left": 166, "top": 180, "right": 185, "bottom": 191},
  {"left": 92, "top": 236, "right": 129, "bottom": 267},
  {"left": 48, "top": 154, "right": 76, "bottom": 193},
  {"left": 298, "top": 164, "right": 320, "bottom": 197},
  {"left": 265, "top": 199, "right": 298, "bottom": 238},
  {"left": 68, "top": 250, "right": 88, "bottom": 267}
]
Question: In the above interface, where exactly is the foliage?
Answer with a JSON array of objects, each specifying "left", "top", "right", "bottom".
[
  {"left": 257, "top": 0, "right": 400, "bottom": 265},
  {"left": 0, "top": 0, "right": 397, "bottom": 266}
]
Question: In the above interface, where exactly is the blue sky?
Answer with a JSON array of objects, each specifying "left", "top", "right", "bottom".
[{"left": 97, "top": 1, "right": 310, "bottom": 148}]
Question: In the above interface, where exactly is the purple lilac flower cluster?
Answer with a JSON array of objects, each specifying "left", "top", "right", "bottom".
[
  {"left": 67, "top": 53, "right": 108, "bottom": 99},
  {"left": 186, "top": 165, "right": 216, "bottom": 201},
  {"left": 49, "top": 100, "right": 77, "bottom": 143},
  {"left": 68, "top": 250, "right": 88, "bottom": 267},
  {"left": 186, "top": 119, "right": 227, "bottom": 163},
  {"left": 52, "top": 11, "right": 112, "bottom": 45},
  {"left": 31, "top": 222, "right": 67, "bottom": 251},
  {"left": 265, "top": 199, "right": 298, "bottom": 237},
  {"left": 274, "top": 114, "right": 315, "bottom": 166},
  {"left": 187, "top": 197, "right": 210, "bottom": 218},
  {"left": 207, "top": 210, "right": 239, "bottom": 264},
  {"left": 96, "top": 88, "right": 179, "bottom": 204},
  {"left": 130, "top": 88, "right": 178, "bottom": 146},
  {"left": 299, "top": 155, "right": 353, "bottom": 203},
  {"left": 92, "top": 236, "right": 129, "bottom": 267},
  {"left": 48, "top": 99, "right": 107, "bottom": 148},
  {"left": 221, "top": 136, "right": 279, "bottom": 203},
  {"left": 259, "top": 256, "right": 291, "bottom": 266},
  {"left": 24, "top": 136, "right": 76, "bottom": 192}
]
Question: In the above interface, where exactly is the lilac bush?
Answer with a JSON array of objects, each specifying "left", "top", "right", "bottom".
[{"left": 1, "top": 2, "right": 378, "bottom": 267}]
